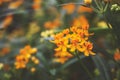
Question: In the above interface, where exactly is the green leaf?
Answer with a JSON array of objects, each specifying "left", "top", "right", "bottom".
[
  {"left": 58, "top": 55, "right": 85, "bottom": 71},
  {"left": 89, "top": 27, "right": 111, "bottom": 36},
  {"left": 92, "top": 54, "right": 111, "bottom": 80}
]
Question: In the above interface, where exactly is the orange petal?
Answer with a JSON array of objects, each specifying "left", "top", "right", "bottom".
[{"left": 77, "top": 6, "right": 93, "bottom": 13}]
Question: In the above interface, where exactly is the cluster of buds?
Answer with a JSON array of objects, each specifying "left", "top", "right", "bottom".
[{"left": 111, "top": 4, "right": 120, "bottom": 11}]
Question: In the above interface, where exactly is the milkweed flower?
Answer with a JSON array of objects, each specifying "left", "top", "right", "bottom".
[
  {"left": 14, "top": 45, "right": 39, "bottom": 69},
  {"left": 62, "top": 3, "right": 76, "bottom": 14},
  {"left": 51, "top": 16, "right": 95, "bottom": 64},
  {"left": 1, "top": 15, "right": 13, "bottom": 28},
  {"left": 114, "top": 49, "right": 120, "bottom": 61},
  {"left": 33, "top": 0, "right": 42, "bottom": 11},
  {"left": 44, "top": 18, "right": 61, "bottom": 29},
  {"left": 8, "top": 0, "right": 23, "bottom": 9}
]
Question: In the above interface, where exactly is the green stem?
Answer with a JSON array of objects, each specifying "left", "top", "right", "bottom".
[
  {"left": 103, "top": 12, "right": 118, "bottom": 46},
  {"left": 57, "top": 3, "right": 83, "bottom": 7},
  {"left": 94, "top": 0, "right": 102, "bottom": 10},
  {"left": 103, "top": 13, "right": 112, "bottom": 29},
  {"left": 75, "top": 52, "right": 93, "bottom": 80}
]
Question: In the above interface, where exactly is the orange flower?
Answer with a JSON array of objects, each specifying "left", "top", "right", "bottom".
[
  {"left": 51, "top": 15, "right": 95, "bottom": 63},
  {"left": 1, "top": 47, "right": 10, "bottom": 55},
  {"left": 62, "top": 3, "right": 75, "bottom": 14},
  {"left": 33, "top": 0, "right": 42, "bottom": 10},
  {"left": 54, "top": 57, "right": 71, "bottom": 64},
  {"left": 33, "top": 58, "right": 39, "bottom": 64},
  {"left": 54, "top": 51, "right": 73, "bottom": 64},
  {"left": 54, "top": 51, "right": 72, "bottom": 58},
  {"left": 20, "top": 49, "right": 31, "bottom": 59},
  {"left": 78, "top": 16, "right": 89, "bottom": 30},
  {"left": 0, "top": 0, "right": 11, "bottom": 5},
  {"left": 84, "top": 0, "right": 92, "bottom": 4},
  {"left": 77, "top": 6, "right": 93, "bottom": 13},
  {"left": 114, "top": 49, "right": 120, "bottom": 61},
  {"left": 53, "top": 18, "right": 61, "bottom": 28},
  {"left": 44, "top": 21, "right": 53, "bottom": 29},
  {"left": 72, "top": 16, "right": 89, "bottom": 30},
  {"left": 8, "top": 0, "right": 23, "bottom": 9},
  {"left": 44, "top": 18, "right": 61, "bottom": 29},
  {"left": 0, "top": 0, "right": 2, "bottom": 5},
  {"left": 68, "top": 34, "right": 85, "bottom": 52},
  {"left": 14, "top": 45, "right": 39, "bottom": 69},
  {"left": 2, "top": 15, "right": 13, "bottom": 28},
  {"left": 54, "top": 37, "right": 69, "bottom": 52},
  {"left": 63, "top": 29, "right": 70, "bottom": 35},
  {"left": 82, "top": 41, "right": 95, "bottom": 56},
  {"left": 31, "top": 56, "right": 40, "bottom": 64},
  {"left": 15, "top": 55, "right": 27, "bottom": 69}
]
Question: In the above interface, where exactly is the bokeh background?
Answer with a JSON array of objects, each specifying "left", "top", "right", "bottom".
[{"left": 0, "top": 0, "right": 120, "bottom": 80}]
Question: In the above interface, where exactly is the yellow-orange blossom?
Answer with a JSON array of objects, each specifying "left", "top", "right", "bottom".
[
  {"left": 51, "top": 16, "right": 95, "bottom": 64},
  {"left": 14, "top": 45, "right": 39, "bottom": 69}
]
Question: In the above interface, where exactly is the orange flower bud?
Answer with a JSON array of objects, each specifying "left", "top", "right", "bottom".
[
  {"left": 34, "top": 59, "right": 39, "bottom": 64},
  {"left": 84, "top": 0, "right": 92, "bottom": 4},
  {"left": 31, "top": 56, "right": 36, "bottom": 61},
  {"left": 114, "top": 49, "right": 120, "bottom": 61},
  {"left": 30, "top": 67, "right": 36, "bottom": 72},
  {"left": 31, "top": 48, "right": 37, "bottom": 54}
]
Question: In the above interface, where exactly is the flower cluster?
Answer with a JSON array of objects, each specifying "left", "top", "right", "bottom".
[
  {"left": 14, "top": 45, "right": 39, "bottom": 69},
  {"left": 111, "top": 4, "right": 120, "bottom": 11},
  {"left": 51, "top": 16, "right": 95, "bottom": 64}
]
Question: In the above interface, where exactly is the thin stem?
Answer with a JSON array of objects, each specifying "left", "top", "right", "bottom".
[
  {"left": 103, "top": 13, "right": 112, "bottom": 29},
  {"left": 57, "top": 3, "right": 84, "bottom": 7},
  {"left": 103, "top": 12, "right": 120, "bottom": 49},
  {"left": 75, "top": 52, "right": 93, "bottom": 80}
]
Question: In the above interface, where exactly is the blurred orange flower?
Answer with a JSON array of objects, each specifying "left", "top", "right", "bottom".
[
  {"left": 8, "top": 0, "right": 23, "bottom": 9},
  {"left": 0, "top": 0, "right": 10, "bottom": 5},
  {"left": 114, "top": 49, "right": 120, "bottom": 61},
  {"left": 2, "top": 15, "right": 13, "bottom": 28},
  {"left": 1, "top": 47, "right": 10, "bottom": 55},
  {"left": 44, "top": 18, "right": 61, "bottom": 29},
  {"left": 54, "top": 52, "right": 72, "bottom": 64},
  {"left": 77, "top": 6, "right": 93, "bottom": 13},
  {"left": 33, "top": 0, "right": 42, "bottom": 10},
  {"left": 62, "top": 3, "right": 75, "bottom": 14},
  {"left": 0, "top": 0, "right": 2, "bottom": 5},
  {"left": 84, "top": 0, "right": 92, "bottom": 4},
  {"left": 30, "top": 67, "right": 36, "bottom": 72},
  {"left": 72, "top": 16, "right": 89, "bottom": 30},
  {"left": 14, "top": 45, "right": 39, "bottom": 69},
  {"left": 15, "top": 55, "right": 27, "bottom": 69}
]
